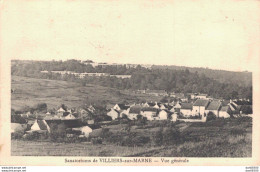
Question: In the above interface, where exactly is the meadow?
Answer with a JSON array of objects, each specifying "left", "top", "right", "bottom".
[{"left": 11, "top": 76, "right": 162, "bottom": 111}]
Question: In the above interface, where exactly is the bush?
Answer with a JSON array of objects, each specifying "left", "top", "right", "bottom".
[
  {"left": 11, "top": 132, "right": 24, "bottom": 140},
  {"left": 230, "top": 128, "right": 246, "bottom": 136},
  {"left": 151, "top": 128, "right": 163, "bottom": 146},
  {"left": 131, "top": 135, "right": 150, "bottom": 146},
  {"left": 151, "top": 126, "right": 181, "bottom": 146},
  {"left": 207, "top": 112, "right": 216, "bottom": 121},
  {"left": 11, "top": 115, "right": 26, "bottom": 124},
  {"left": 162, "top": 127, "right": 181, "bottom": 145},
  {"left": 22, "top": 132, "right": 40, "bottom": 140},
  {"left": 49, "top": 123, "right": 66, "bottom": 142},
  {"left": 91, "top": 137, "right": 103, "bottom": 144}
]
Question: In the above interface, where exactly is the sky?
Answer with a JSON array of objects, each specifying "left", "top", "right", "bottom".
[{"left": 1, "top": 0, "right": 259, "bottom": 72}]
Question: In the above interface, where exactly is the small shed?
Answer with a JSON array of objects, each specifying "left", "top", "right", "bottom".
[{"left": 72, "top": 126, "right": 93, "bottom": 137}]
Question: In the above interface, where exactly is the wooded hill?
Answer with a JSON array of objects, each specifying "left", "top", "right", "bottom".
[{"left": 11, "top": 60, "right": 252, "bottom": 100}]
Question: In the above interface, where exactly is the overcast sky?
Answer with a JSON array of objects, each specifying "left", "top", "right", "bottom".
[{"left": 1, "top": 0, "right": 259, "bottom": 71}]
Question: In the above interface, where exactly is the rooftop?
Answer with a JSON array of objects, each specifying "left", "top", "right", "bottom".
[
  {"left": 181, "top": 103, "right": 193, "bottom": 110},
  {"left": 206, "top": 101, "right": 222, "bottom": 110},
  {"left": 193, "top": 99, "right": 209, "bottom": 107}
]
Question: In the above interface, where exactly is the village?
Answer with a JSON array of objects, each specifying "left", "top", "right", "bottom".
[{"left": 11, "top": 92, "right": 252, "bottom": 141}]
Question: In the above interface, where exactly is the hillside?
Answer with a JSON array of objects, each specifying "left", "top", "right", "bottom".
[
  {"left": 11, "top": 60, "right": 252, "bottom": 100},
  {"left": 11, "top": 76, "right": 162, "bottom": 111},
  {"left": 151, "top": 65, "right": 252, "bottom": 87}
]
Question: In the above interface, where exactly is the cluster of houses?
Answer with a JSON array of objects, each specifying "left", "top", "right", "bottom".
[
  {"left": 41, "top": 70, "right": 131, "bottom": 79},
  {"left": 82, "top": 60, "right": 153, "bottom": 69},
  {"left": 107, "top": 99, "right": 253, "bottom": 122},
  {"left": 11, "top": 105, "right": 98, "bottom": 138},
  {"left": 11, "top": 97, "right": 252, "bottom": 139},
  {"left": 134, "top": 90, "right": 213, "bottom": 101}
]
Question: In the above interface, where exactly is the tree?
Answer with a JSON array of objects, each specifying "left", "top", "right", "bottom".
[
  {"left": 49, "top": 123, "right": 66, "bottom": 142},
  {"left": 35, "top": 103, "right": 47, "bottom": 113}
]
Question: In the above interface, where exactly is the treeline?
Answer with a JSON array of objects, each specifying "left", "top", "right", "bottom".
[{"left": 11, "top": 60, "right": 252, "bottom": 100}]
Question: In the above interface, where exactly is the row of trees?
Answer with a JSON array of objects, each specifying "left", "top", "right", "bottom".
[{"left": 11, "top": 60, "right": 252, "bottom": 100}]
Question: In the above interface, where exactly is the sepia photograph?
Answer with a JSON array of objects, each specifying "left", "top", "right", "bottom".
[{"left": 1, "top": 0, "right": 260, "bottom": 166}]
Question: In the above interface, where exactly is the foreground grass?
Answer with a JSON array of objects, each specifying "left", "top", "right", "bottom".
[
  {"left": 11, "top": 118, "right": 252, "bottom": 157},
  {"left": 11, "top": 140, "right": 154, "bottom": 156}
]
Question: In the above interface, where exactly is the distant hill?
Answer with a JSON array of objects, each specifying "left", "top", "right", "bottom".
[
  {"left": 11, "top": 60, "right": 252, "bottom": 100},
  {"left": 151, "top": 65, "right": 252, "bottom": 87}
]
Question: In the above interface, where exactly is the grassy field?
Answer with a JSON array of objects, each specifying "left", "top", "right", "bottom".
[
  {"left": 11, "top": 140, "right": 155, "bottom": 156},
  {"left": 11, "top": 76, "right": 162, "bottom": 111},
  {"left": 11, "top": 118, "right": 252, "bottom": 157}
]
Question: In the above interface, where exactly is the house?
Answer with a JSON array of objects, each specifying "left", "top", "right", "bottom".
[
  {"left": 72, "top": 126, "right": 92, "bottom": 137},
  {"left": 159, "top": 104, "right": 169, "bottom": 110},
  {"left": 180, "top": 98, "right": 188, "bottom": 102},
  {"left": 141, "top": 107, "right": 158, "bottom": 120},
  {"left": 189, "top": 93, "right": 198, "bottom": 99},
  {"left": 192, "top": 99, "right": 209, "bottom": 116},
  {"left": 21, "top": 112, "right": 33, "bottom": 118},
  {"left": 143, "top": 102, "right": 155, "bottom": 108},
  {"left": 57, "top": 107, "right": 66, "bottom": 113},
  {"left": 64, "top": 114, "right": 76, "bottom": 120},
  {"left": 196, "top": 94, "right": 207, "bottom": 99},
  {"left": 171, "top": 113, "right": 178, "bottom": 122},
  {"left": 29, "top": 120, "right": 50, "bottom": 133},
  {"left": 169, "top": 106, "right": 175, "bottom": 113},
  {"left": 180, "top": 103, "right": 193, "bottom": 117},
  {"left": 173, "top": 102, "right": 182, "bottom": 113},
  {"left": 107, "top": 108, "right": 120, "bottom": 120},
  {"left": 153, "top": 102, "right": 161, "bottom": 109},
  {"left": 113, "top": 104, "right": 130, "bottom": 111},
  {"left": 174, "top": 102, "right": 182, "bottom": 109},
  {"left": 119, "top": 108, "right": 130, "bottom": 118},
  {"left": 158, "top": 110, "right": 171, "bottom": 120},
  {"left": 87, "top": 119, "right": 95, "bottom": 125},
  {"left": 205, "top": 101, "right": 222, "bottom": 117},
  {"left": 128, "top": 105, "right": 141, "bottom": 120},
  {"left": 175, "top": 93, "right": 185, "bottom": 99},
  {"left": 145, "top": 90, "right": 168, "bottom": 96},
  {"left": 219, "top": 106, "right": 231, "bottom": 118},
  {"left": 169, "top": 92, "right": 176, "bottom": 97}
]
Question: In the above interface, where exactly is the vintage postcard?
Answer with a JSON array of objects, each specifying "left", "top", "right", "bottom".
[{"left": 0, "top": 0, "right": 260, "bottom": 166}]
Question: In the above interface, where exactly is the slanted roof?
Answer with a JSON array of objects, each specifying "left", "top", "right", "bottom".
[
  {"left": 206, "top": 101, "right": 222, "bottom": 110},
  {"left": 193, "top": 99, "right": 209, "bottom": 107},
  {"left": 229, "top": 103, "right": 237, "bottom": 110},
  {"left": 220, "top": 106, "right": 230, "bottom": 112},
  {"left": 129, "top": 105, "right": 141, "bottom": 114},
  {"left": 160, "top": 104, "right": 170, "bottom": 108},
  {"left": 141, "top": 107, "right": 157, "bottom": 112},
  {"left": 37, "top": 120, "right": 48, "bottom": 130},
  {"left": 117, "top": 104, "right": 130, "bottom": 110},
  {"left": 181, "top": 103, "right": 192, "bottom": 110},
  {"left": 233, "top": 100, "right": 252, "bottom": 106},
  {"left": 147, "top": 102, "right": 156, "bottom": 106},
  {"left": 175, "top": 93, "right": 185, "bottom": 98},
  {"left": 221, "top": 100, "right": 230, "bottom": 106},
  {"left": 110, "top": 108, "right": 120, "bottom": 113}
]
